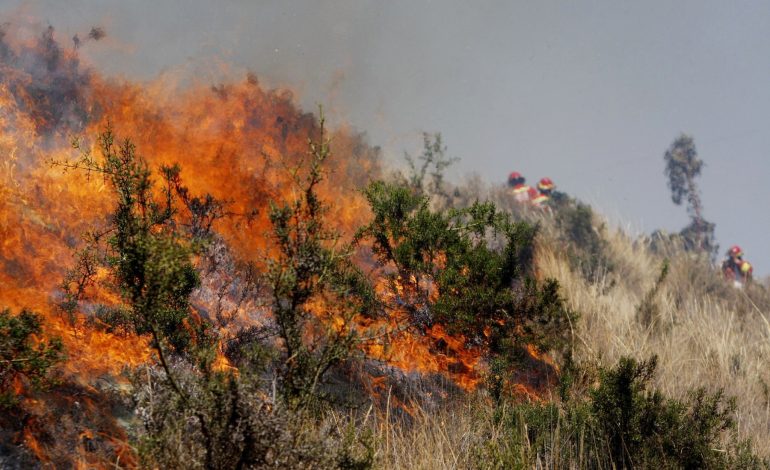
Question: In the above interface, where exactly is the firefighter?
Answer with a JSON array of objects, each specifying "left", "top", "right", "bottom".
[
  {"left": 722, "top": 245, "right": 753, "bottom": 287},
  {"left": 532, "top": 177, "right": 555, "bottom": 207},
  {"left": 722, "top": 245, "right": 742, "bottom": 282},
  {"left": 507, "top": 172, "right": 533, "bottom": 203}
]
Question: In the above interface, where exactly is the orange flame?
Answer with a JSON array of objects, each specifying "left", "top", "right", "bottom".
[
  {"left": 0, "top": 24, "right": 556, "bottom": 467},
  {"left": 360, "top": 277, "right": 484, "bottom": 391}
]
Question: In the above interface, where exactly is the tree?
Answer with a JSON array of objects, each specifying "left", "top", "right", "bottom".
[
  {"left": 53, "top": 127, "right": 227, "bottom": 465},
  {"left": 54, "top": 123, "right": 377, "bottom": 469},
  {"left": 663, "top": 134, "right": 717, "bottom": 255},
  {"left": 55, "top": 128, "right": 290, "bottom": 469}
]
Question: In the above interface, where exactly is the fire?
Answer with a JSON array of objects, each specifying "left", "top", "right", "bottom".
[
  {"left": 526, "top": 342, "right": 560, "bottom": 373},
  {"left": 22, "top": 426, "right": 46, "bottom": 464},
  {"left": 360, "top": 277, "right": 484, "bottom": 391},
  {"left": 0, "top": 24, "right": 387, "bottom": 465},
  {"left": 381, "top": 322, "right": 482, "bottom": 391},
  {"left": 0, "top": 22, "right": 557, "bottom": 467},
  {"left": 211, "top": 340, "right": 237, "bottom": 374}
]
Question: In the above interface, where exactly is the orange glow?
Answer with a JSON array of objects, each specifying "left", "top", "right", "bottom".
[
  {"left": 526, "top": 343, "right": 560, "bottom": 373},
  {"left": 23, "top": 427, "right": 47, "bottom": 464},
  {"left": 212, "top": 340, "right": 238, "bottom": 374},
  {"left": 0, "top": 29, "right": 385, "bottom": 465},
  {"left": 0, "top": 25, "right": 557, "bottom": 467},
  {"left": 361, "top": 277, "right": 484, "bottom": 391}
]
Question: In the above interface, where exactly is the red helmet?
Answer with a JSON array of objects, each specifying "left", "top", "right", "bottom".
[
  {"left": 508, "top": 172, "right": 524, "bottom": 186},
  {"left": 538, "top": 177, "right": 555, "bottom": 191},
  {"left": 729, "top": 245, "right": 743, "bottom": 257}
]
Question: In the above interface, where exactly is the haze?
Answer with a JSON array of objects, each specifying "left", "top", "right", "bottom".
[{"left": 3, "top": 0, "right": 768, "bottom": 274}]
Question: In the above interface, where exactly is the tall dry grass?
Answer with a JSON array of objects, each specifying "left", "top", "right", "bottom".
[
  {"left": 344, "top": 397, "right": 588, "bottom": 469},
  {"left": 536, "top": 217, "right": 770, "bottom": 455}
]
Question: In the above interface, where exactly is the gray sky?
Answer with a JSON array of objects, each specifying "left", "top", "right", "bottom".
[{"left": 3, "top": 0, "right": 769, "bottom": 274}]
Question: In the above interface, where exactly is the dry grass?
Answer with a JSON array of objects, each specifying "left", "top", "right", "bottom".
[
  {"left": 537, "top": 221, "right": 770, "bottom": 455},
  {"left": 356, "top": 396, "right": 608, "bottom": 469},
  {"left": 356, "top": 400, "right": 545, "bottom": 469},
  {"left": 370, "top": 402, "right": 481, "bottom": 469}
]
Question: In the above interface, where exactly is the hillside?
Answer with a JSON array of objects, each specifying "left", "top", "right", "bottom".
[{"left": 1, "top": 24, "right": 770, "bottom": 469}]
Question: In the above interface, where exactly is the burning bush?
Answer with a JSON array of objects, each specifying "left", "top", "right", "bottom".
[
  {"left": 0, "top": 308, "right": 63, "bottom": 409},
  {"left": 49, "top": 120, "right": 381, "bottom": 467},
  {"left": 357, "top": 178, "right": 572, "bottom": 397},
  {"left": 264, "top": 112, "right": 378, "bottom": 410},
  {"left": 55, "top": 126, "right": 220, "bottom": 361}
]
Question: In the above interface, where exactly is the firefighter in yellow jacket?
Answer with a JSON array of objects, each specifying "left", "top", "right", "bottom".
[
  {"left": 532, "top": 177, "right": 555, "bottom": 208},
  {"left": 507, "top": 172, "right": 534, "bottom": 203},
  {"left": 722, "top": 245, "right": 753, "bottom": 287}
]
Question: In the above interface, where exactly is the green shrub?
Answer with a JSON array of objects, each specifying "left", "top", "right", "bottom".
[
  {"left": 554, "top": 201, "right": 614, "bottom": 282},
  {"left": 0, "top": 308, "right": 63, "bottom": 408},
  {"left": 635, "top": 260, "right": 669, "bottom": 329},
  {"left": 134, "top": 365, "right": 373, "bottom": 470},
  {"left": 356, "top": 180, "right": 573, "bottom": 382},
  {"left": 264, "top": 111, "right": 377, "bottom": 410},
  {"left": 56, "top": 127, "right": 220, "bottom": 358},
  {"left": 478, "top": 356, "right": 767, "bottom": 469}
]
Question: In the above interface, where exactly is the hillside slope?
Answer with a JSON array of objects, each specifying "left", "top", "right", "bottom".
[{"left": 1, "top": 23, "right": 769, "bottom": 469}]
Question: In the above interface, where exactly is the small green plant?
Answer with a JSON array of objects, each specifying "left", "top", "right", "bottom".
[
  {"left": 636, "top": 259, "right": 670, "bottom": 329},
  {"left": 478, "top": 355, "right": 766, "bottom": 469},
  {"left": 0, "top": 309, "right": 63, "bottom": 408},
  {"left": 555, "top": 201, "right": 614, "bottom": 282},
  {"left": 590, "top": 355, "right": 743, "bottom": 468}
]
